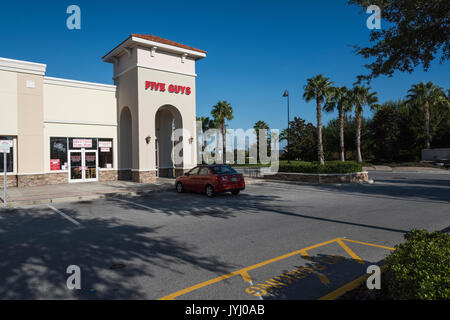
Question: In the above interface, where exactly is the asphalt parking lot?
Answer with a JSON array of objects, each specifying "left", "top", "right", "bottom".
[{"left": 0, "top": 171, "right": 449, "bottom": 299}]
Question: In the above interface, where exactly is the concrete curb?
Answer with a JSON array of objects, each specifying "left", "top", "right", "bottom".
[
  {"left": 262, "top": 171, "right": 369, "bottom": 184},
  {"left": 5, "top": 185, "right": 174, "bottom": 208}
]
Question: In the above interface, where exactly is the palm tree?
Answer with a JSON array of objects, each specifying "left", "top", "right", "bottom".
[
  {"left": 303, "top": 75, "right": 334, "bottom": 165},
  {"left": 406, "top": 82, "right": 448, "bottom": 149},
  {"left": 211, "top": 101, "right": 234, "bottom": 164},
  {"left": 253, "top": 120, "right": 269, "bottom": 163},
  {"left": 350, "top": 85, "right": 378, "bottom": 163},
  {"left": 197, "top": 116, "right": 217, "bottom": 153},
  {"left": 324, "top": 86, "right": 352, "bottom": 162}
]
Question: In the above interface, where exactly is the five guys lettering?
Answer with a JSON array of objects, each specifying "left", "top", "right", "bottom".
[{"left": 145, "top": 81, "right": 191, "bottom": 95}]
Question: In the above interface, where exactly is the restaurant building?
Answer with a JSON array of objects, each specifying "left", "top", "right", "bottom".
[{"left": 0, "top": 34, "right": 206, "bottom": 187}]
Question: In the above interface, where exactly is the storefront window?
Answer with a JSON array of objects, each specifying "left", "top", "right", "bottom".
[
  {"left": 0, "top": 136, "right": 14, "bottom": 173},
  {"left": 98, "top": 139, "right": 113, "bottom": 169},
  {"left": 50, "top": 137, "right": 68, "bottom": 171}
]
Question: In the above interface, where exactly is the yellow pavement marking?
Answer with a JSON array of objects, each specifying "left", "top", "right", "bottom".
[
  {"left": 317, "top": 273, "right": 331, "bottom": 285},
  {"left": 341, "top": 238, "right": 395, "bottom": 251},
  {"left": 158, "top": 238, "right": 339, "bottom": 300},
  {"left": 241, "top": 271, "right": 253, "bottom": 283},
  {"left": 299, "top": 250, "right": 310, "bottom": 259},
  {"left": 158, "top": 237, "right": 391, "bottom": 300},
  {"left": 336, "top": 239, "right": 365, "bottom": 264},
  {"left": 319, "top": 265, "right": 388, "bottom": 300},
  {"left": 299, "top": 250, "right": 330, "bottom": 285}
]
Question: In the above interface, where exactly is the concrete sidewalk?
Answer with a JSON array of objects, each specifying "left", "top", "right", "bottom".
[
  {"left": 363, "top": 165, "right": 450, "bottom": 173},
  {"left": 1, "top": 179, "right": 176, "bottom": 208}
]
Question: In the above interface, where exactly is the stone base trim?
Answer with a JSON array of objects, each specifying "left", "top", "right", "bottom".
[
  {"left": 0, "top": 175, "right": 18, "bottom": 188},
  {"left": 16, "top": 173, "right": 69, "bottom": 188},
  {"left": 264, "top": 171, "right": 369, "bottom": 184},
  {"left": 132, "top": 170, "right": 156, "bottom": 184},
  {"left": 99, "top": 170, "right": 118, "bottom": 182}
]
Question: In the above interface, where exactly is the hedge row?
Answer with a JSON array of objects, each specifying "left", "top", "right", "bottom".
[
  {"left": 278, "top": 161, "right": 363, "bottom": 174},
  {"left": 383, "top": 229, "right": 450, "bottom": 300}
]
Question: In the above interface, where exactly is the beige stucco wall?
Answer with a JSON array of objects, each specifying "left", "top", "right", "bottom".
[
  {"left": 137, "top": 46, "right": 196, "bottom": 76},
  {"left": 43, "top": 78, "right": 117, "bottom": 125},
  {"left": 17, "top": 73, "right": 45, "bottom": 174},
  {"left": 136, "top": 66, "right": 197, "bottom": 171},
  {"left": 42, "top": 78, "right": 118, "bottom": 173},
  {"left": 116, "top": 68, "right": 139, "bottom": 170},
  {"left": 0, "top": 70, "right": 18, "bottom": 135},
  {"left": 115, "top": 47, "right": 138, "bottom": 77}
]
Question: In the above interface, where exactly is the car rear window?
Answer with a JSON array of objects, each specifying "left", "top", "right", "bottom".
[{"left": 212, "top": 166, "right": 237, "bottom": 174}]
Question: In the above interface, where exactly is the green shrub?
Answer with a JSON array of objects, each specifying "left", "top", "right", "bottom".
[
  {"left": 278, "top": 161, "right": 363, "bottom": 174},
  {"left": 383, "top": 229, "right": 450, "bottom": 300}
]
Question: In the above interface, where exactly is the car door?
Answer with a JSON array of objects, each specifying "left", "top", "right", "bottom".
[
  {"left": 184, "top": 167, "right": 199, "bottom": 191},
  {"left": 197, "top": 167, "right": 212, "bottom": 192}
]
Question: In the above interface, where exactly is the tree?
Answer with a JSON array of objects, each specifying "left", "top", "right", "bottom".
[
  {"left": 349, "top": 0, "right": 450, "bottom": 83},
  {"left": 406, "top": 82, "right": 449, "bottom": 149},
  {"left": 197, "top": 116, "right": 217, "bottom": 153},
  {"left": 371, "top": 101, "right": 402, "bottom": 162},
  {"left": 324, "top": 86, "right": 352, "bottom": 161},
  {"left": 280, "top": 117, "right": 317, "bottom": 161},
  {"left": 211, "top": 101, "right": 234, "bottom": 164},
  {"left": 303, "top": 75, "right": 334, "bottom": 165},
  {"left": 253, "top": 120, "right": 270, "bottom": 163},
  {"left": 350, "top": 86, "right": 379, "bottom": 162}
]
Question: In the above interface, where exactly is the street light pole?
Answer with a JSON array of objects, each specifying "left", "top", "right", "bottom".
[{"left": 283, "top": 90, "right": 290, "bottom": 164}]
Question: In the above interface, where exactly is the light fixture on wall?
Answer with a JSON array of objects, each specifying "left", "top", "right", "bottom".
[
  {"left": 145, "top": 136, "right": 151, "bottom": 144},
  {"left": 189, "top": 137, "right": 194, "bottom": 144}
]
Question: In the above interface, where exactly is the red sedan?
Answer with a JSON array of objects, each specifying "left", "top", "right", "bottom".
[{"left": 175, "top": 165, "right": 245, "bottom": 197}]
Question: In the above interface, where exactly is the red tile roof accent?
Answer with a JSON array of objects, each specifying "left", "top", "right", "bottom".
[
  {"left": 132, "top": 34, "right": 207, "bottom": 54},
  {"left": 103, "top": 34, "right": 206, "bottom": 59}
]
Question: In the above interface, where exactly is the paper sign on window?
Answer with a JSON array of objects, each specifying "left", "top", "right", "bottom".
[{"left": 99, "top": 141, "right": 112, "bottom": 148}]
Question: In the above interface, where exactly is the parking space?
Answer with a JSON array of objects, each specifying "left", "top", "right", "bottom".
[
  {"left": 1, "top": 172, "right": 449, "bottom": 299},
  {"left": 159, "top": 237, "right": 395, "bottom": 300}
]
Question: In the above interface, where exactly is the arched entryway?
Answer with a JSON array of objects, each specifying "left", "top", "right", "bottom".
[
  {"left": 118, "top": 106, "right": 132, "bottom": 180},
  {"left": 155, "top": 105, "right": 183, "bottom": 178}
]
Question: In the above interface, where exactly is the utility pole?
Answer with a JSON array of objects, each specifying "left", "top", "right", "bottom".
[{"left": 283, "top": 90, "right": 291, "bottom": 164}]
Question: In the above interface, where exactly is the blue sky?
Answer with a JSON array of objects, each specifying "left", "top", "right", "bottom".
[{"left": 1, "top": 0, "right": 448, "bottom": 133}]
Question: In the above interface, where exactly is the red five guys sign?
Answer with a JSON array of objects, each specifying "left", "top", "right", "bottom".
[{"left": 145, "top": 81, "right": 191, "bottom": 95}]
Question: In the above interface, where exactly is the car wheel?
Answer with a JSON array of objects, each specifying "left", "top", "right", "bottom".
[
  {"left": 205, "top": 185, "right": 214, "bottom": 197},
  {"left": 176, "top": 182, "right": 184, "bottom": 193},
  {"left": 231, "top": 190, "right": 240, "bottom": 195}
]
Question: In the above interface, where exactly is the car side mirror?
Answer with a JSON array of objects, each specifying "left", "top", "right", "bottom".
[{"left": 185, "top": 172, "right": 190, "bottom": 176}]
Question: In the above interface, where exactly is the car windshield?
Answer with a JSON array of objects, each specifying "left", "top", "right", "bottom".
[{"left": 212, "top": 165, "right": 237, "bottom": 174}]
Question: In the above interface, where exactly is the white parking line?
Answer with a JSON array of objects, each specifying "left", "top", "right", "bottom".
[
  {"left": 114, "top": 198, "right": 155, "bottom": 211},
  {"left": 46, "top": 204, "right": 81, "bottom": 226}
]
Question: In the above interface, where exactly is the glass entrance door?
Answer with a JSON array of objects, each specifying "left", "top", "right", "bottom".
[
  {"left": 69, "top": 151, "right": 83, "bottom": 182},
  {"left": 84, "top": 151, "right": 97, "bottom": 182},
  {"left": 68, "top": 149, "right": 98, "bottom": 183}
]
